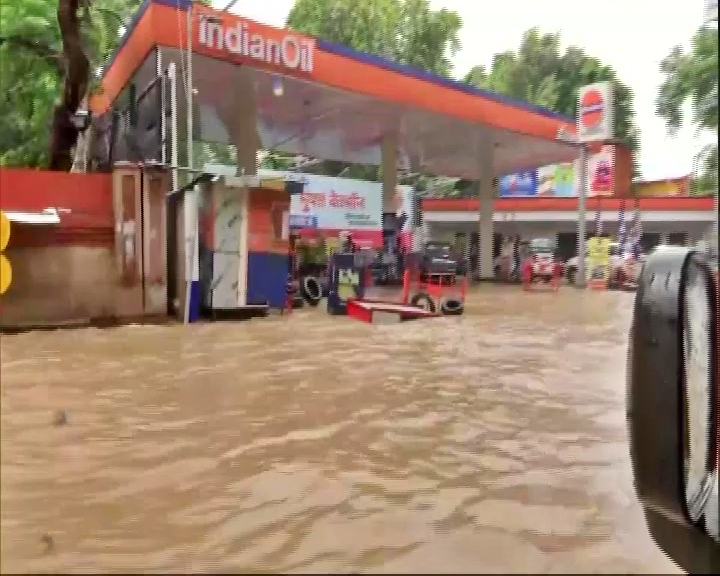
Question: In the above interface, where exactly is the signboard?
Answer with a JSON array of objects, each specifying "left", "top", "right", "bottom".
[
  {"left": 394, "top": 185, "right": 415, "bottom": 251},
  {"left": 0, "top": 210, "right": 12, "bottom": 295},
  {"left": 261, "top": 170, "right": 383, "bottom": 248},
  {"left": 498, "top": 171, "right": 538, "bottom": 197},
  {"left": 537, "top": 163, "right": 575, "bottom": 196},
  {"left": 635, "top": 177, "right": 689, "bottom": 197},
  {"left": 499, "top": 147, "right": 615, "bottom": 197},
  {"left": 197, "top": 16, "right": 315, "bottom": 73},
  {"left": 586, "top": 236, "right": 611, "bottom": 288},
  {"left": 585, "top": 145, "right": 615, "bottom": 197},
  {"left": 577, "top": 82, "right": 614, "bottom": 143}
]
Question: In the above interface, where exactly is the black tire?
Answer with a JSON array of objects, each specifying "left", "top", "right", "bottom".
[
  {"left": 292, "top": 295, "right": 305, "bottom": 309},
  {"left": 409, "top": 292, "right": 436, "bottom": 313},
  {"left": 567, "top": 266, "right": 577, "bottom": 285},
  {"left": 440, "top": 298, "right": 464, "bottom": 316},
  {"left": 494, "top": 265, "right": 501, "bottom": 278},
  {"left": 301, "top": 276, "right": 323, "bottom": 306}
]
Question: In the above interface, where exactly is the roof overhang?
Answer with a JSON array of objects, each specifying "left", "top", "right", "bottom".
[
  {"left": 4, "top": 208, "right": 62, "bottom": 225},
  {"left": 93, "top": 0, "right": 581, "bottom": 180}
]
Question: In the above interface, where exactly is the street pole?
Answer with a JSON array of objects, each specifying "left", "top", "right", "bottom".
[
  {"left": 186, "top": 2, "right": 194, "bottom": 172},
  {"left": 577, "top": 144, "right": 588, "bottom": 288},
  {"left": 182, "top": 2, "right": 195, "bottom": 325}
]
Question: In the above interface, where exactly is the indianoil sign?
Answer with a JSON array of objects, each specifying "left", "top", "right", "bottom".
[{"left": 198, "top": 16, "right": 315, "bottom": 73}]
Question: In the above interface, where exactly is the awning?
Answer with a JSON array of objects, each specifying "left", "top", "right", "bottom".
[{"left": 4, "top": 208, "right": 62, "bottom": 225}]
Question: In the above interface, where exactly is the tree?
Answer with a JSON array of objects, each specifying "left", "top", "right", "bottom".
[
  {"left": 278, "top": 0, "right": 462, "bottom": 182},
  {"left": 286, "top": 0, "right": 462, "bottom": 76},
  {"left": 464, "top": 28, "right": 641, "bottom": 176},
  {"left": 656, "top": 26, "right": 718, "bottom": 195},
  {"left": 0, "top": 0, "right": 142, "bottom": 169}
]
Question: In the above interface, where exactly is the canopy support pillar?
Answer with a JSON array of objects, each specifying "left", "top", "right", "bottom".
[
  {"left": 477, "top": 140, "right": 495, "bottom": 280},
  {"left": 381, "top": 135, "right": 398, "bottom": 213},
  {"left": 229, "top": 69, "right": 261, "bottom": 176}
]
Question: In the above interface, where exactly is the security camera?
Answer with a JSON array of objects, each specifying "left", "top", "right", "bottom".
[{"left": 70, "top": 109, "right": 92, "bottom": 130}]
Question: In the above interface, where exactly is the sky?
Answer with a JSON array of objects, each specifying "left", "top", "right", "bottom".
[{"left": 218, "top": 0, "right": 715, "bottom": 181}]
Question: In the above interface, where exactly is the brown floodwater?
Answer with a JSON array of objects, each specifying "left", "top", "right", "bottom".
[{"left": 0, "top": 286, "right": 680, "bottom": 574}]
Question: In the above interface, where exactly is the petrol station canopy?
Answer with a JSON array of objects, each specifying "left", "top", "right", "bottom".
[{"left": 93, "top": 0, "right": 580, "bottom": 179}]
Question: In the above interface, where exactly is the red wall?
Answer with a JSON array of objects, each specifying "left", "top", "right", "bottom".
[
  {"left": 0, "top": 168, "right": 114, "bottom": 247},
  {"left": 247, "top": 188, "right": 290, "bottom": 255}
]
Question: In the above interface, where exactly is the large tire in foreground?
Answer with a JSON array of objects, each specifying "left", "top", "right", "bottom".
[
  {"left": 409, "top": 292, "right": 436, "bottom": 313},
  {"left": 301, "top": 276, "right": 323, "bottom": 306},
  {"left": 440, "top": 298, "right": 464, "bottom": 316}
]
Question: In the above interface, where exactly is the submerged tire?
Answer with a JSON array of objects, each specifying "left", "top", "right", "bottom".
[
  {"left": 440, "top": 298, "right": 464, "bottom": 316},
  {"left": 409, "top": 292, "right": 436, "bottom": 313},
  {"left": 302, "top": 276, "right": 323, "bottom": 306}
]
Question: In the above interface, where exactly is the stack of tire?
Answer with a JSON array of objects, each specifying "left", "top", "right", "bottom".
[
  {"left": 287, "top": 276, "right": 305, "bottom": 309},
  {"left": 300, "top": 276, "right": 323, "bottom": 307},
  {"left": 409, "top": 293, "right": 464, "bottom": 316}
]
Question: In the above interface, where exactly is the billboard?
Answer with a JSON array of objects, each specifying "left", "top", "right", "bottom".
[
  {"left": 634, "top": 177, "right": 689, "bottom": 197},
  {"left": 585, "top": 145, "right": 614, "bottom": 197},
  {"left": 498, "top": 146, "right": 616, "bottom": 197},
  {"left": 498, "top": 171, "right": 538, "bottom": 197},
  {"left": 537, "top": 163, "right": 574, "bottom": 196},
  {"left": 261, "top": 170, "right": 383, "bottom": 248}
]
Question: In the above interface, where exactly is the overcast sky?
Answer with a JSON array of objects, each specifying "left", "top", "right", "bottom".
[{"left": 217, "top": 0, "right": 714, "bottom": 181}]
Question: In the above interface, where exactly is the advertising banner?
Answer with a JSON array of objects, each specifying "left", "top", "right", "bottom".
[
  {"left": 586, "top": 236, "right": 611, "bottom": 287},
  {"left": 501, "top": 146, "right": 614, "bottom": 198},
  {"left": 498, "top": 170, "right": 538, "bottom": 197},
  {"left": 537, "top": 163, "right": 575, "bottom": 197},
  {"left": 393, "top": 185, "right": 415, "bottom": 251},
  {"left": 261, "top": 170, "right": 383, "bottom": 248},
  {"left": 585, "top": 145, "right": 614, "bottom": 197}
]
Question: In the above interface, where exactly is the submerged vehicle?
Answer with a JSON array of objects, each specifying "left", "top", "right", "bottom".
[
  {"left": 420, "top": 241, "right": 465, "bottom": 277},
  {"left": 524, "top": 237, "right": 559, "bottom": 282}
]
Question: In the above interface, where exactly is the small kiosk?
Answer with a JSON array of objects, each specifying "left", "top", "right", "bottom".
[{"left": 196, "top": 174, "right": 304, "bottom": 317}]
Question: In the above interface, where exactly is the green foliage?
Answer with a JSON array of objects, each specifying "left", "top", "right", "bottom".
[
  {"left": 0, "top": 0, "right": 143, "bottom": 167},
  {"left": 657, "top": 26, "right": 718, "bottom": 193},
  {"left": 463, "top": 28, "right": 641, "bottom": 176},
  {"left": 286, "top": 0, "right": 462, "bottom": 76}
]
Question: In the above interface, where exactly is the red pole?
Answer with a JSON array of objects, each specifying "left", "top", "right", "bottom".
[{"left": 401, "top": 269, "right": 410, "bottom": 304}]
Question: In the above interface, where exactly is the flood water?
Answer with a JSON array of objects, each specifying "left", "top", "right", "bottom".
[{"left": 1, "top": 286, "right": 680, "bottom": 574}]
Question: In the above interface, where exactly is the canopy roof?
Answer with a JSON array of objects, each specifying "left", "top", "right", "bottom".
[{"left": 93, "top": 0, "right": 580, "bottom": 179}]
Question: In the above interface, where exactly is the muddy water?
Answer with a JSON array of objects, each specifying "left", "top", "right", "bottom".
[{"left": 1, "top": 286, "right": 679, "bottom": 574}]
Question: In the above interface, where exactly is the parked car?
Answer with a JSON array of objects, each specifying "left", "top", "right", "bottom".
[
  {"left": 565, "top": 242, "right": 644, "bottom": 285},
  {"left": 494, "top": 240, "right": 563, "bottom": 280},
  {"left": 421, "top": 241, "right": 466, "bottom": 276}
]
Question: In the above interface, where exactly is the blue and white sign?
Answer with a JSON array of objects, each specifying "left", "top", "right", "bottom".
[
  {"left": 260, "top": 170, "right": 383, "bottom": 235},
  {"left": 498, "top": 170, "right": 538, "bottom": 197}
]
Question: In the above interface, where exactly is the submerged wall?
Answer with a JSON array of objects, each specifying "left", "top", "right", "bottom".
[{"left": 0, "top": 165, "right": 169, "bottom": 328}]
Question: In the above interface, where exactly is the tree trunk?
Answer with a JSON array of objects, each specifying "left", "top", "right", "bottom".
[{"left": 48, "top": 0, "right": 90, "bottom": 171}]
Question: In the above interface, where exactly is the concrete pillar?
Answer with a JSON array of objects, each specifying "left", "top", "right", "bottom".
[
  {"left": 477, "top": 141, "right": 495, "bottom": 279},
  {"left": 381, "top": 135, "right": 398, "bottom": 212},
  {"left": 221, "top": 68, "right": 260, "bottom": 176}
]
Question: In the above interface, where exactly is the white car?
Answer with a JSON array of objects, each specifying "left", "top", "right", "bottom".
[{"left": 565, "top": 242, "right": 643, "bottom": 285}]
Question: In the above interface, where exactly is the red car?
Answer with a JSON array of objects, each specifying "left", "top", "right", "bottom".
[{"left": 592, "top": 160, "right": 612, "bottom": 193}]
